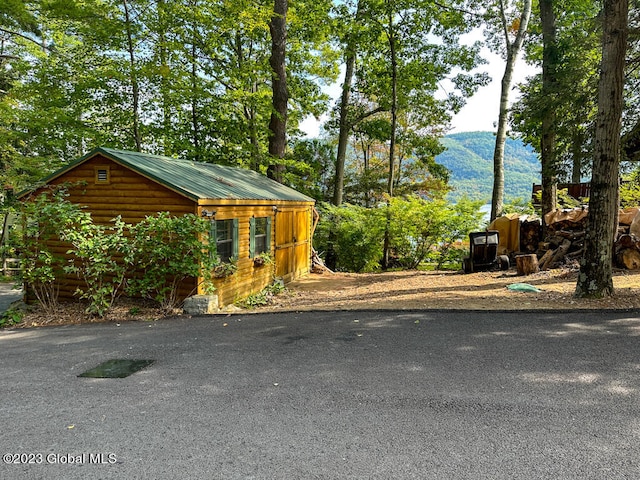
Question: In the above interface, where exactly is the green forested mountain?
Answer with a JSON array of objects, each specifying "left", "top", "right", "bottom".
[{"left": 436, "top": 131, "right": 541, "bottom": 203}]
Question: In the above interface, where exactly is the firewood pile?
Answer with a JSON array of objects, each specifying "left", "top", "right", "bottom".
[{"left": 538, "top": 207, "right": 640, "bottom": 270}]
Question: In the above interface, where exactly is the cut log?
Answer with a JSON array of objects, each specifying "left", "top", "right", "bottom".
[
  {"left": 615, "top": 233, "right": 640, "bottom": 250},
  {"left": 549, "top": 239, "right": 572, "bottom": 268},
  {"left": 539, "top": 248, "right": 555, "bottom": 271},
  {"left": 617, "top": 248, "right": 640, "bottom": 270},
  {"left": 515, "top": 254, "right": 540, "bottom": 275}
]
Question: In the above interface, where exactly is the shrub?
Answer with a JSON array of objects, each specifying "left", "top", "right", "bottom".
[
  {"left": 63, "top": 216, "right": 132, "bottom": 317},
  {"left": 315, "top": 203, "right": 385, "bottom": 272},
  {"left": 387, "top": 195, "right": 450, "bottom": 269},
  {"left": 315, "top": 196, "right": 484, "bottom": 272},
  {"left": 20, "top": 189, "right": 88, "bottom": 314},
  {"left": 127, "top": 212, "right": 218, "bottom": 312}
]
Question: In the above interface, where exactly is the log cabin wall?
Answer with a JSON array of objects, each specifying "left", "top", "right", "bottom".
[
  {"left": 198, "top": 201, "right": 313, "bottom": 307},
  {"left": 27, "top": 155, "right": 200, "bottom": 301}
]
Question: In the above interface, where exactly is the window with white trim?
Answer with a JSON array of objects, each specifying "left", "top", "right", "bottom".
[
  {"left": 211, "top": 219, "right": 238, "bottom": 263},
  {"left": 250, "top": 216, "right": 271, "bottom": 258}
]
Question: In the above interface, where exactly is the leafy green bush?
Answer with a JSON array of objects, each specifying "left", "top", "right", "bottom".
[
  {"left": 387, "top": 195, "right": 450, "bottom": 269},
  {"left": 63, "top": 216, "right": 132, "bottom": 317},
  {"left": 21, "top": 192, "right": 219, "bottom": 316},
  {"left": 20, "top": 189, "right": 88, "bottom": 314},
  {"left": 315, "top": 196, "right": 484, "bottom": 272},
  {"left": 434, "top": 196, "right": 485, "bottom": 269},
  {"left": 315, "top": 203, "right": 385, "bottom": 272},
  {"left": 127, "top": 212, "right": 218, "bottom": 312}
]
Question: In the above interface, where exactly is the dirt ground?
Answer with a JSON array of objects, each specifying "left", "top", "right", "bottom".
[
  {"left": 11, "top": 266, "right": 640, "bottom": 329},
  {"left": 258, "top": 267, "right": 640, "bottom": 312}
]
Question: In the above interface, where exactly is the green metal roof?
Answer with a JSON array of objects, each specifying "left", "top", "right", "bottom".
[{"left": 28, "top": 147, "right": 314, "bottom": 203}]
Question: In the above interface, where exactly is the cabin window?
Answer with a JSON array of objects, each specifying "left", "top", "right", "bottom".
[
  {"left": 249, "top": 216, "right": 271, "bottom": 257},
  {"left": 211, "top": 219, "right": 239, "bottom": 263},
  {"left": 95, "top": 166, "right": 110, "bottom": 184}
]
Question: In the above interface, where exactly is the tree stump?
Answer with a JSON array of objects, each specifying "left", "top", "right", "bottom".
[{"left": 515, "top": 254, "right": 540, "bottom": 275}]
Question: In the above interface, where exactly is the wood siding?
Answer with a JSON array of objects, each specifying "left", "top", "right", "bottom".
[
  {"left": 197, "top": 203, "right": 313, "bottom": 307},
  {"left": 48, "top": 155, "right": 197, "bottom": 224}
]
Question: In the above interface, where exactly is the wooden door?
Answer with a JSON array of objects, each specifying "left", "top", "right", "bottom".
[{"left": 275, "top": 208, "right": 311, "bottom": 282}]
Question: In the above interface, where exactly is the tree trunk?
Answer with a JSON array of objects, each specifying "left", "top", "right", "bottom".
[
  {"left": 267, "top": 0, "right": 288, "bottom": 183},
  {"left": 575, "top": 0, "right": 628, "bottom": 298},
  {"left": 490, "top": 0, "right": 532, "bottom": 222},
  {"left": 539, "top": 0, "right": 558, "bottom": 219},
  {"left": 571, "top": 130, "right": 585, "bottom": 183},
  {"left": 190, "top": 38, "right": 200, "bottom": 161},
  {"left": 382, "top": 6, "right": 398, "bottom": 270},
  {"left": 123, "top": 0, "right": 141, "bottom": 151},
  {"left": 332, "top": 49, "right": 356, "bottom": 206}
]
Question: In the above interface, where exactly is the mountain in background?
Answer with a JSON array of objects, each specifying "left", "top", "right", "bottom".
[{"left": 435, "top": 131, "right": 540, "bottom": 203}]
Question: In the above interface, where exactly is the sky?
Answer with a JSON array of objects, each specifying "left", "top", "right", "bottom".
[
  {"left": 300, "top": 45, "right": 540, "bottom": 137},
  {"left": 448, "top": 48, "right": 539, "bottom": 134}
]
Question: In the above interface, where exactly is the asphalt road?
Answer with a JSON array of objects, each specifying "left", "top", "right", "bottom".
[{"left": 1, "top": 309, "right": 640, "bottom": 479}]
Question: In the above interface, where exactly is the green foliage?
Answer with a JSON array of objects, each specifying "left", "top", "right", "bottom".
[
  {"left": 315, "top": 203, "right": 385, "bottom": 273},
  {"left": 316, "top": 196, "right": 484, "bottom": 272},
  {"left": 0, "top": 0, "right": 339, "bottom": 181},
  {"left": 388, "top": 195, "right": 484, "bottom": 269},
  {"left": 387, "top": 195, "right": 448, "bottom": 269},
  {"left": 127, "top": 212, "right": 218, "bottom": 313},
  {"left": 20, "top": 189, "right": 87, "bottom": 314},
  {"left": 239, "top": 280, "right": 285, "bottom": 309},
  {"left": 0, "top": 307, "right": 24, "bottom": 328},
  {"left": 254, "top": 251, "right": 274, "bottom": 266},
  {"left": 20, "top": 193, "right": 219, "bottom": 316},
  {"left": 620, "top": 169, "right": 640, "bottom": 208},
  {"left": 63, "top": 216, "right": 132, "bottom": 317},
  {"left": 434, "top": 197, "right": 486, "bottom": 269},
  {"left": 502, "top": 197, "right": 536, "bottom": 216},
  {"left": 213, "top": 257, "right": 238, "bottom": 278}
]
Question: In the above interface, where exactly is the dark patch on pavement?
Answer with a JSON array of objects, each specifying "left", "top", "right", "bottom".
[{"left": 78, "top": 359, "right": 155, "bottom": 378}]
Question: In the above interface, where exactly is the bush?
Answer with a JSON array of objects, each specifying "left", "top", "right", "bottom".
[
  {"left": 63, "top": 216, "right": 132, "bottom": 317},
  {"left": 20, "top": 189, "right": 88, "bottom": 314},
  {"left": 387, "top": 195, "right": 450, "bottom": 269},
  {"left": 315, "top": 203, "right": 385, "bottom": 272},
  {"left": 315, "top": 196, "right": 484, "bottom": 272},
  {"left": 127, "top": 212, "right": 218, "bottom": 312},
  {"left": 434, "top": 196, "right": 485, "bottom": 269},
  {"left": 20, "top": 192, "right": 218, "bottom": 316}
]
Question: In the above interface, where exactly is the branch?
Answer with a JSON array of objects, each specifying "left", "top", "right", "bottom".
[
  {"left": 432, "top": 1, "right": 482, "bottom": 18},
  {"left": 351, "top": 106, "right": 387, "bottom": 127},
  {"left": 0, "top": 27, "right": 47, "bottom": 51},
  {"left": 498, "top": 0, "right": 511, "bottom": 49}
]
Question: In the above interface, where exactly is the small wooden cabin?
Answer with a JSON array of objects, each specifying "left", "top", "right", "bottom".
[{"left": 20, "top": 147, "right": 315, "bottom": 307}]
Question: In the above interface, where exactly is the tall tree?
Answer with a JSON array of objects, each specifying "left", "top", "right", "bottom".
[
  {"left": 539, "top": 0, "right": 558, "bottom": 217},
  {"left": 487, "top": 0, "right": 532, "bottom": 222},
  {"left": 267, "top": 0, "right": 288, "bottom": 182},
  {"left": 575, "top": 0, "right": 628, "bottom": 298},
  {"left": 511, "top": 0, "right": 601, "bottom": 191}
]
